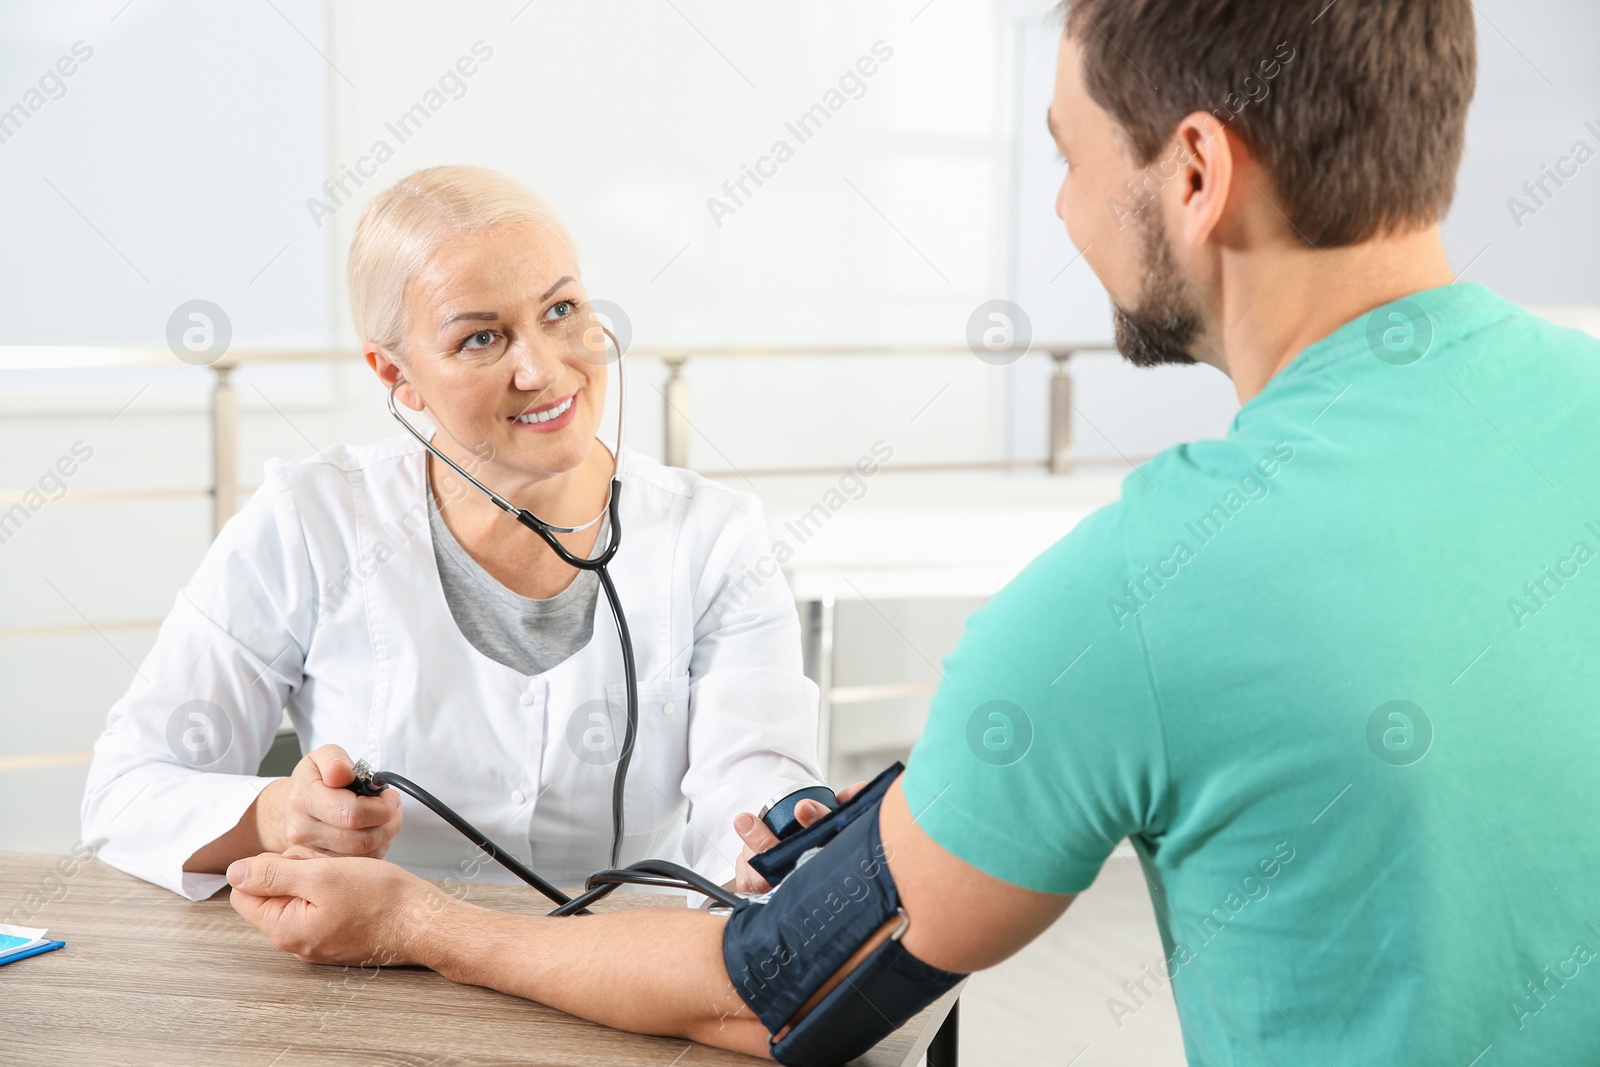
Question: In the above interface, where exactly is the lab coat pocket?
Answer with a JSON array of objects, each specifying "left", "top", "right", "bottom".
[{"left": 607, "top": 676, "right": 691, "bottom": 843}]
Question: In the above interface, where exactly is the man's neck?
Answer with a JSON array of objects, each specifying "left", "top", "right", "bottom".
[{"left": 1206, "top": 226, "right": 1458, "bottom": 405}]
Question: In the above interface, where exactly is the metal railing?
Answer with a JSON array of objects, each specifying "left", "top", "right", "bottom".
[{"left": 1, "top": 342, "right": 1110, "bottom": 536}]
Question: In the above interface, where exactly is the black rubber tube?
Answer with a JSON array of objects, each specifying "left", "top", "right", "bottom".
[
  {"left": 513, "top": 481, "right": 636, "bottom": 869},
  {"left": 372, "top": 771, "right": 577, "bottom": 910},
  {"left": 595, "top": 564, "right": 639, "bottom": 870}
]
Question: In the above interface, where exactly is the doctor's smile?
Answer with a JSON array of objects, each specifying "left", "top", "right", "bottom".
[{"left": 511, "top": 392, "right": 579, "bottom": 431}]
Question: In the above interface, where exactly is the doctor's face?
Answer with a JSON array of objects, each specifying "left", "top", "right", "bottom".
[{"left": 395, "top": 222, "right": 610, "bottom": 480}]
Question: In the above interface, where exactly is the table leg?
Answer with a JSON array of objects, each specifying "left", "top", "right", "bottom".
[
  {"left": 926, "top": 998, "right": 959, "bottom": 1066},
  {"left": 801, "top": 594, "right": 836, "bottom": 780}
]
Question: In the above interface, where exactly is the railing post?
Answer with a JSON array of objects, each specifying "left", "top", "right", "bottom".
[
  {"left": 212, "top": 364, "right": 238, "bottom": 535},
  {"left": 1049, "top": 349, "right": 1074, "bottom": 475},
  {"left": 663, "top": 356, "right": 690, "bottom": 469}
]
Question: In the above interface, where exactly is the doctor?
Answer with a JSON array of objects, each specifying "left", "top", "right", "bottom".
[{"left": 81, "top": 164, "right": 823, "bottom": 902}]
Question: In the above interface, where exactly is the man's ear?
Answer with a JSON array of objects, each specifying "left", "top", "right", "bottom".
[
  {"left": 365, "top": 344, "right": 423, "bottom": 411},
  {"left": 1166, "top": 110, "right": 1236, "bottom": 251}
]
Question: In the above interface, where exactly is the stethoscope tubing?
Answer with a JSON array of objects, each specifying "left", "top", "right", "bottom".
[
  {"left": 383, "top": 327, "right": 639, "bottom": 868},
  {"left": 365, "top": 769, "right": 741, "bottom": 913}
]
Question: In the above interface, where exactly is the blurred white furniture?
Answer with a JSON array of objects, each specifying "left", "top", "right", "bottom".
[{"left": 745, "top": 470, "right": 1124, "bottom": 777}]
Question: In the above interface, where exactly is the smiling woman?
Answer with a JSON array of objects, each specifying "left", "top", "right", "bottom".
[
  {"left": 352, "top": 166, "right": 616, "bottom": 568},
  {"left": 80, "top": 164, "right": 825, "bottom": 904}
]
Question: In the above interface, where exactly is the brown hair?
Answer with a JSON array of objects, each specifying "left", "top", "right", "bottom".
[{"left": 1060, "top": 0, "right": 1477, "bottom": 247}]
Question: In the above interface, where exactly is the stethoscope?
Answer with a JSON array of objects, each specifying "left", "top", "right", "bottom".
[
  {"left": 362, "top": 325, "right": 837, "bottom": 916},
  {"left": 383, "top": 326, "right": 639, "bottom": 875}
]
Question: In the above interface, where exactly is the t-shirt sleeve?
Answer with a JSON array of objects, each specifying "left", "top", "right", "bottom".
[{"left": 900, "top": 501, "right": 1169, "bottom": 894}]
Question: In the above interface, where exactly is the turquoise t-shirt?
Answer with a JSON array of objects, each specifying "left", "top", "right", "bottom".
[{"left": 903, "top": 284, "right": 1600, "bottom": 1064}]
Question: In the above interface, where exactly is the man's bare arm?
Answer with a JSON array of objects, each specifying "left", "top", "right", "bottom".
[
  {"left": 875, "top": 780, "right": 1076, "bottom": 972},
  {"left": 229, "top": 777, "right": 1074, "bottom": 1059},
  {"left": 416, "top": 778, "right": 1071, "bottom": 1046},
  {"left": 421, "top": 902, "right": 769, "bottom": 1055},
  {"left": 230, "top": 853, "right": 772, "bottom": 1054}
]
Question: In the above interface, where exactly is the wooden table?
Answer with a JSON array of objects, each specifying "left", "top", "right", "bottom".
[{"left": 1, "top": 852, "right": 960, "bottom": 1066}]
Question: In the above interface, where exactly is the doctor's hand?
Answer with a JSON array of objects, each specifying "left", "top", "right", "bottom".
[
  {"left": 227, "top": 847, "right": 445, "bottom": 967},
  {"left": 255, "top": 745, "right": 404, "bottom": 860},
  {"left": 730, "top": 780, "right": 867, "bottom": 895}
]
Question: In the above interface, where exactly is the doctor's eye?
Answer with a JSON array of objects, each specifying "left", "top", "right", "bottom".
[
  {"left": 544, "top": 299, "right": 578, "bottom": 323},
  {"left": 459, "top": 329, "right": 501, "bottom": 353}
]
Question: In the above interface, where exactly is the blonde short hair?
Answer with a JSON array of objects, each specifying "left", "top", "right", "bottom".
[{"left": 347, "top": 165, "right": 577, "bottom": 358}]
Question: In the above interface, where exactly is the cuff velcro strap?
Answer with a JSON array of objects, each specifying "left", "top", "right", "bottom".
[{"left": 771, "top": 936, "right": 961, "bottom": 1067}]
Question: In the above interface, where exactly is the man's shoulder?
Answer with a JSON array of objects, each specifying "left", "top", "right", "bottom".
[
  {"left": 970, "top": 437, "right": 1305, "bottom": 642},
  {"left": 1012, "top": 439, "right": 1299, "bottom": 564},
  {"left": 1115, "top": 438, "right": 1304, "bottom": 541}
]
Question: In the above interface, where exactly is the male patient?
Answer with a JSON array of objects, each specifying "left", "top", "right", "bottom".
[{"left": 226, "top": 1, "right": 1600, "bottom": 1062}]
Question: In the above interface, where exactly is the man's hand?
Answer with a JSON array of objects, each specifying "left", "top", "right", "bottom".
[
  {"left": 730, "top": 780, "right": 866, "bottom": 894},
  {"left": 227, "top": 847, "right": 446, "bottom": 967},
  {"left": 255, "top": 744, "right": 404, "bottom": 859}
]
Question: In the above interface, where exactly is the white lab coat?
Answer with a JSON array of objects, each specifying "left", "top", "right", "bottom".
[{"left": 81, "top": 435, "right": 821, "bottom": 901}]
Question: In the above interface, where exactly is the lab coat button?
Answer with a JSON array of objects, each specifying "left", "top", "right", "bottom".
[
  {"left": 512, "top": 790, "right": 526, "bottom": 804},
  {"left": 519, "top": 692, "right": 534, "bottom": 706},
  {"left": 662, "top": 702, "right": 676, "bottom": 715}
]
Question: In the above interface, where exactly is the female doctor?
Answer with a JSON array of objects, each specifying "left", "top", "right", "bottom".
[{"left": 81, "top": 165, "right": 823, "bottom": 901}]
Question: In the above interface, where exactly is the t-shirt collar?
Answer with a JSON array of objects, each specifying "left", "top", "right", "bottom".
[{"left": 1243, "top": 281, "right": 1517, "bottom": 411}]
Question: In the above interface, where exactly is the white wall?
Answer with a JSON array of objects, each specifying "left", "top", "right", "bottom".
[
  {"left": 320, "top": 0, "right": 1024, "bottom": 473},
  {"left": 1443, "top": 0, "right": 1600, "bottom": 307}
]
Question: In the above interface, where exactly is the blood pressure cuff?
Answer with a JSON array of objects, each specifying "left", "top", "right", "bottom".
[{"left": 724, "top": 762, "right": 965, "bottom": 1066}]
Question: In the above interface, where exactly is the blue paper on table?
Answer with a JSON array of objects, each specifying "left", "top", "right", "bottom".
[{"left": 0, "top": 924, "right": 66, "bottom": 967}]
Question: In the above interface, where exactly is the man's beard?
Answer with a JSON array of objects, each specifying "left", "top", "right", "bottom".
[{"left": 1112, "top": 212, "right": 1202, "bottom": 368}]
